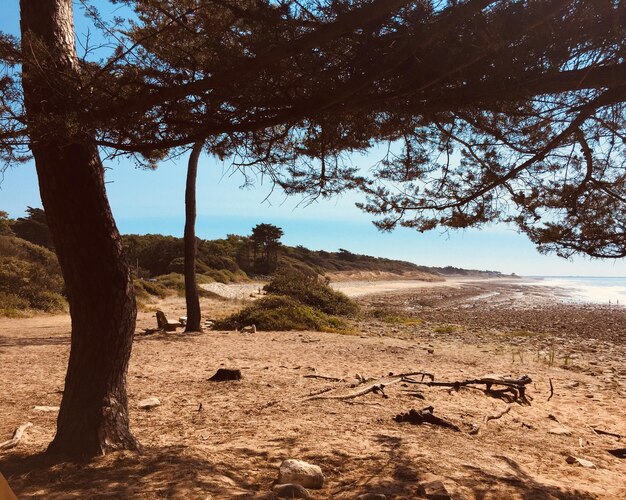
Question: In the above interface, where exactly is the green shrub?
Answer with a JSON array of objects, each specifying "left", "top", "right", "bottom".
[
  {"left": 155, "top": 273, "right": 186, "bottom": 293},
  {"left": 264, "top": 269, "right": 358, "bottom": 316},
  {"left": 206, "top": 268, "right": 235, "bottom": 283},
  {"left": 0, "top": 237, "right": 66, "bottom": 313},
  {"left": 138, "top": 279, "right": 169, "bottom": 298},
  {"left": 134, "top": 281, "right": 152, "bottom": 302},
  {"left": 0, "top": 307, "right": 30, "bottom": 318},
  {"left": 213, "top": 295, "right": 347, "bottom": 332},
  {"left": 0, "top": 292, "right": 29, "bottom": 310},
  {"left": 29, "top": 291, "right": 66, "bottom": 312},
  {"left": 433, "top": 324, "right": 458, "bottom": 334},
  {"left": 153, "top": 272, "right": 220, "bottom": 297}
]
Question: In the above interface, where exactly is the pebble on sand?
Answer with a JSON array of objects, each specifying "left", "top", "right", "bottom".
[{"left": 278, "top": 459, "right": 325, "bottom": 489}]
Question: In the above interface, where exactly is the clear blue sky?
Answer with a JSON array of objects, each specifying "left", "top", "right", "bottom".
[{"left": 3, "top": 1, "right": 626, "bottom": 277}]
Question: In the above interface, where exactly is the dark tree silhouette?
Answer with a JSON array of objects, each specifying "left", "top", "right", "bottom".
[
  {"left": 11, "top": 207, "right": 53, "bottom": 249},
  {"left": 0, "top": 211, "right": 14, "bottom": 236},
  {"left": 251, "top": 223, "right": 284, "bottom": 274}
]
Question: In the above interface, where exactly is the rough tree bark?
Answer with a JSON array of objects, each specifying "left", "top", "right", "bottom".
[
  {"left": 20, "top": 0, "right": 139, "bottom": 458},
  {"left": 183, "top": 141, "right": 204, "bottom": 332}
]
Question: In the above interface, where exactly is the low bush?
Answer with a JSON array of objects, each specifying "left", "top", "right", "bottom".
[
  {"left": 0, "top": 236, "right": 66, "bottom": 314},
  {"left": 213, "top": 295, "right": 347, "bottom": 332},
  {"left": 152, "top": 272, "right": 221, "bottom": 297},
  {"left": 138, "top": 279, "right": 169, "bottom": 298},
  {"left": 206, "top": 268, "right": 235, "bottom": 284},
  {"left": 264, "top": 269, "right": 358, "bottom": 316},
  {"left": 0, "top": 292, "right": 29, "bottom": 310}
]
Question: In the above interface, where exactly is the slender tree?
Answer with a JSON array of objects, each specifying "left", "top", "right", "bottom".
[{"left": 183, "top": 141, "right": 205, "bottom": 332}]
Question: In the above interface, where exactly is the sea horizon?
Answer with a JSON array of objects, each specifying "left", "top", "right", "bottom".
[{"left": 520, "top": 275, "right": 626, "bottom": 304}]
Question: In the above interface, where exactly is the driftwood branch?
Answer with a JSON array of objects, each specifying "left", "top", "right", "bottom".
[
  {"left": 304, "top": 371, "right": 432, "bottom": 401},
  {"left": 548, "top": 378, "right": 554, "bottom": 402},
  {"left": 485, "top": 405, "right": 511, "bottom": 423},
  {"left": 306, "top": 386, "right": 335, "bottom": 398},
  {"left": 303, "top": 374, "right": 342, "bottom": 381},
  {"left": 402, "top": 375, "right": 532, "bottom": 404},
  {"left": 592, "top": 427, "right": 623, "bottom": 439},
  {"left": 394, "top": 406, "right": 460, "bottom": 431},
  {"left": 0, "top": 422, "right": 33, "bottom": 451}
]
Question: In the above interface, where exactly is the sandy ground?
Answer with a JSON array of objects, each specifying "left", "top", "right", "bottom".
[{"left": 0, "top": 279, "right": 625, "bottom": 499}]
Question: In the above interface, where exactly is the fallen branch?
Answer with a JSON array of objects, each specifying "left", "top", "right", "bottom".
[
  {"left": 304, "top": 371, "right": 432, "bottom": 401},
  {"left": 402, "top": 375, "right": 532, "bottom": 405},
  {"left": 394, "top": 406, "right": 460, "bottom": 431},
  {"left": 303, "top": 374, "right": 342, "bottom": 381},
  {"left": 0, "top": 423, "right": 33, "bottom": 451},
  {"left": 306, "top": 386, "right": 335, "bottom": 398},
  {"left": 485, "top": 405, "right": 511, "bottom": 423},
  {"left": 548, "top": 378, "right": 554, "bottom": 402},
  {"left": 592, "top": 428, "right": 623, "bottom": 439},
  {"left": 608, "top": 448, "right": 626, "bottom": 459}
]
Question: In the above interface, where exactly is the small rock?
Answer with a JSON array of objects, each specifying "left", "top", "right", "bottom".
[
  {"left": 278, "top": 459, "right": 324, "bottom": 489},
  {"left": 273, "top": 483, "right": 311, "bottom": 499},
  {"left": 137, "top": 397, "right": 161, "bottom": 410},
  {"left": 468, "top": 424, "right": 480, "bottom": 435},
  {"left": 548, "top": 426, "right": 572, "bottom": 436},
  {"left": 566, "top": 455, "right": 596, "bottom": 468},
  {"left": 356, "top": 494, "right": 387, "bottom": 500},
  {"left": 418, "top": 475, "right": 451, "bottom": 499}
]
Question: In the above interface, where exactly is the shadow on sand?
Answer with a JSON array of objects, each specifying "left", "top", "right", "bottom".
[{"left": 0, "top": 441, "right": 597, "bottom": 499}]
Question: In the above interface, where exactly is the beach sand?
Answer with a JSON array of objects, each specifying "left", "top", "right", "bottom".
[{"left": 0, "top": 277, "right": 624, "bottom": 499}]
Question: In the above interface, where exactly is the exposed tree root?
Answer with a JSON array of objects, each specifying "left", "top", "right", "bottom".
[
  {"left": 608, "top": 448, "right": 626, "bottom": 459},
  {"left": 485, "top": 405, "right": 512, "bottom": 423},
  {"left": 394, "top": 406, "right": 460, "bottom": 431},
  {"left": 401, "top": 375, "right": 532, "bottom": 405},
  {"left": 548, "top": 378, "right": 554, "bottom": 401}
]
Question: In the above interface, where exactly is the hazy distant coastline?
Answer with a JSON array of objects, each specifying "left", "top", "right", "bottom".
[{"left": 521, "top": 276, "right": 626, "bottom": 305}]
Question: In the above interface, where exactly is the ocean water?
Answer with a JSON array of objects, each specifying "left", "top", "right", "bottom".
[{"left": 527, "top": 276, "right": 626, "bottom": 304}]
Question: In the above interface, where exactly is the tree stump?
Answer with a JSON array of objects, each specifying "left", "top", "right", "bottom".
[{"left": 208, "top": 369, "right": 242, "bottom": 382}]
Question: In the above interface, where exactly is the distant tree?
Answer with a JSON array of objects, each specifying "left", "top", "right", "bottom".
[
  {"left": 251, "top": 224, "right": 284, "bottom": 274},
  {"left": 11, "top": 207, "right": 53, "bottom": 249},
  {"left": 0, "top": 211, "right": 14, "bottom": 236}
]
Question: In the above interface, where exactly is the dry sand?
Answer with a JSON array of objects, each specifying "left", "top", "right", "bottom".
[{"left": 0, "top": 278, "right": 625, "bottom": 499}]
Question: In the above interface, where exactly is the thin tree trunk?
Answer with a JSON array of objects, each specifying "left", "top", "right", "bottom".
[
  {"left": 20, "top": 0, "right": 138, "bottom": 459},
  {"left": 184, "top": 141, "right": 204, "bottom": 332}
]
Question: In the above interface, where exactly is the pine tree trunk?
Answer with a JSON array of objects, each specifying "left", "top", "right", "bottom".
[
  {"left": 184, "top": 141, "right": 204, "bottom": 332},
  {"left": 20, "top": 0, "right": 139, "bottom": 459}
]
